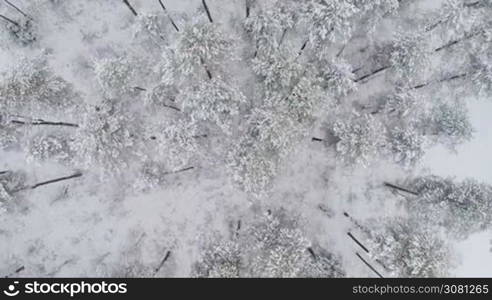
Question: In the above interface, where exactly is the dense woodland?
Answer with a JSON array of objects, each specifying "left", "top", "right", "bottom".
[{"left": 0, "top": 0, "right": 491, "bottom": 277}]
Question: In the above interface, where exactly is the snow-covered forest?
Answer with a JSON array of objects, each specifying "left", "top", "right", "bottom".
[{"left": 0, "top": 0, "right": 491, "bottom": 277}]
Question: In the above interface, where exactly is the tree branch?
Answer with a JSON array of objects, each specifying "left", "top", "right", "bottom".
[
  {"left": 11, "top": 120, "right": 79, "bottom": 128},
  {"left": 122, "top": 0, "right": 138, "bottom": 16},
  {"left": 158, "top": 0, "right": 180, "bottom": 32},
  {"left": 356, "top": 252, "right": 384, "bottom": 278},
  {"left": 202, "top": 0, "right": 213, "bottom": 23},
  {"left": 3, "top": 0, "right": 31, "bottom": 20},
  {"left": 383, "top": 182, "right": 419, "bottom": 196}
]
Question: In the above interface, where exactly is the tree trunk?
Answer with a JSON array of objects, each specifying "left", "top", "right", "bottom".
[
  {"left": 356, "top": 252, "right": 384, "bottom": 278},
  {"left": 202, "top": 0, "right": 213, "bottom": 23},
  {"left": 122, "top": 0, "right": 138, "bottom": 16},
  {"left": 354, "top": 65, "right": 391, "bottom": 83},
  {"left": 154, "top": 251, "right": 171, "bottom": 276},
  {"left": 245, "top": 0, "right": 250, "bottom": 18},
  {"left": 383, "top": 182, "right": 419, "bottom": 196},
  {"left": 0, "top": 13, "right": 20, "bottom": 27},
  {"left": 4, "top": 0, "right": 31, "bottom": 19},
  {"left": 163, "top": 166, "right": 194, "bottom": 176},
  {"left": 434, "top": 30, "right": 482, "bottom": 52},
  {"left": 30, "top": 173, "right": 83, "bottom": 190},
  {"left": 347, "top": 232, "right": 370, "bottom": 254},
  {"left": 412, "top": 72, "right": 468, "bottom": 90},
  {"left": 298, "top": 39, "right": 308, "bottom": 57},
  {"left": 278, "top": 28, "right": 288, "bottom": 46},
  {"left": 158, "top": 0, "right": 180, "bottom": 32},
  {"left": 11, "top": 120, "right": 79, "bottom": 127}
]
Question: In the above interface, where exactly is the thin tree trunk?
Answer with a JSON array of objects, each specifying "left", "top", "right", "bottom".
[
  {"left": 158, "top": 0, "right": 180, "bottom": 32},
  {"left": 153, "top": 251, "right": 171, "bottom": 276},
  {"left": 202, "top": 0, "right": 213, "bottom": 23},
  {"left": 356, "top": 252, "right": 384, "bottom": 278},
  {"left": 30, "top": 173, "right": 83, "bottom": 190},
  {"left": 354, "top": 65, "right": 391, "bottom": 83},
  {"left": 163, "top": 166, "right": 194, "bottom": 176},
  {"left": 434, "top": 30, "right": 482, "bottom": 52},
  {"left": 245, "top": 0, "right": 250, "bottom": 18},
  {"left": 122, "top": 0, "right": 138, "bottom": 16},
  {"left": 3, "top": 0, "right": 30, "bottom": 19},
  {"left": 383, "top": 182, "right": 419, "bottom": 196},
  {"left": 307, "top": 247, "right": 317, "bottom": 260},
  {"left": 412, "top": 72, "right": 468, "bottom": 90},
  {"left": 0, "top": 13, "right": 19, "bottom": 27},
  {"left": 4, "top": 266, "right": 24, "bottom": 278},
  {"left": 11, "top": 120, "right": 79, "bottom": 127},
  {"left": 278, "top": 28, "right": 288, "bottom": 46},
  {"left": 347, "top": 232, "right": 370, "bottom": 254},
  {"left": 298, "top": 39, "right": 308, "bottom": 57}
]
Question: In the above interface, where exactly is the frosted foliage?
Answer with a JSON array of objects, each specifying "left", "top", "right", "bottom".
[
  {"left": 471, "top": 55, "right": 492, "bottom": 96},
  {"left": 193, "top": 239, "right": 242, "bottom": 278},
  {"left": 409, "top": 176, "right": 492, "bottom": 239},
  {"left": 176, "top": 21, "right": 233, "bottom": 77},
  {"left": 383, "top": 89, "right": 423, "bottom": 118},
  {"left": 249, "top": 109, "right": 302, "bottom": 157},
  {"left": 333, "top": 114, "right": 386, "bottom": 166},
  {"left": 303, "top": 0, "right": 358, "bottom": 45},
  {"left": 390, "top": 31, "right": 430, "bottom": 83},
  {"left": 317, "top": 58, "right": 357, "bottom": 98},
  {"left": 252, "top": 50, "right": 303, "bottom": 97},
  {"left": 227, "top": 141, "right": 278, "bottom": 198},
  {"left": 134, "top": 14, "right": 166, "bottom": 43},
  {"left": 182, "top": 78, "right": 245, "bottom": 134},
  {"left": 145, "top": 83, "right": 178, "bottom": 107},
  {"left": 0, "top": 56, "right": 75, "bottom": 113},
  {"left": 27, "top": 132, "right": 72, "bottom": 163},
  {"left": 244, "top": 11, "right": 281, "bottom": 49},
  {"left": 388, "top": 125, "right": 425, "bottom": 167},
  {"left": 152, "top": 120, "right": 199, "bottom": 171},
  {"left": 94, "top": 56, "right": 136, "bottom": 99},
  {"left": 430, "top": 100, "right": 473, "bottom": 146},
  {"left": 439, "top": 0, "right": 477, "bottom": 38},
  {"left": 71, "top": 101, "right": 142, "bottom": 175},
  {"left": 367, "top": 219, "right": 452, "bottom": 277},
  {"left": 5, "top": 19, "right": 36, "bottom": 45},
  {"left": 194, "top": 213, "right": 345, "bottom": 278}
]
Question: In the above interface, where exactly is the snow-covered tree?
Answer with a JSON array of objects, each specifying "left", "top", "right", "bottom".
[
  {"left": 364, "top": 218, "right": 453, "bottom": 277},
  {"left": 181, "top": 77, "right": 245, "bottom": 134},
  {"left": 426, "top": 99, "right": 473, "bottom": 148},
  {"left": 194, "top": 211, "right": 345, "bottom": 278},
  {"left": 387, "top": 125, "right": 425, "bottom": 167},
  {"left": 316, "top": 58, "right": 357, "bottom": 100},
  {"left": 175, "top": 19, "right": 234, "bottom": 79},
  {"left": 148, "top": 119, "right": 201, "bottom": 172},
  {"left": 71, "top": 100, "right": 144, "bottom": 176},
  {"left": 26, "top": 131, "right": 73, "bottom": 164},
  {"left": 331, "top": 113, "right": 387, "bottom": 166},
  {"left": 0, "top": 14, "right": 36, "bottom": 45},
  {"left": 389, "top": 30, "right": 431, "bottom": 84},
  {"left": 93, "top": 55, "right": 147, "bottom": 99},
  {"left": 227, "top": 140, "right": 278, "bottom": 198},
  {"left": 302, "top": 0, "right": 358, "bottom": 48},
  {"left": 0, "top": 55, "right": 78, "bottom": 115},
  {"left": 407, "top": 175, "right": 492, "bottom": 239}
]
